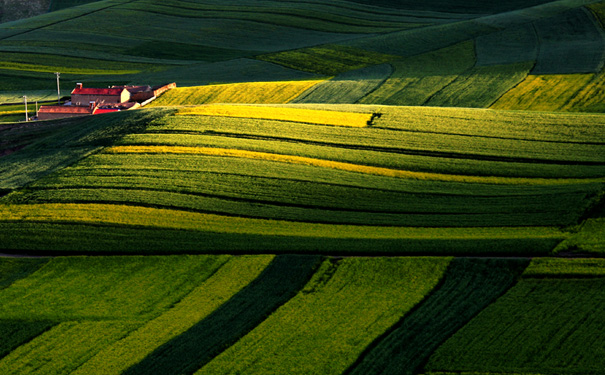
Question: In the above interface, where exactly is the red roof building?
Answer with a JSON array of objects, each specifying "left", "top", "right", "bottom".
[{"left": 71, "top": 83, "right": 130, "bottom": 106}]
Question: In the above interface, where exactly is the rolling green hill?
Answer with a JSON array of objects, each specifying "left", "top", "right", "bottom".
[{"left": 0, "top": 0, "right": 604, "bottom": 374}]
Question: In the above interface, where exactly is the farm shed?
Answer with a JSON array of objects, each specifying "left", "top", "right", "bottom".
[
  {"left": 37, "top": 105, "right": 93, "bottom": 120},
  {"left": 71, "top": 83, "right": 130, "bottom": 106}
]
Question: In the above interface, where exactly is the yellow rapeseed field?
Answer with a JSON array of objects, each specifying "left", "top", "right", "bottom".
[
  {"left": 150, "top": 80, "right": 324, "bottom": 106},
  {"left": 104, "top": 146, "right": 605, "bottom": 185},
  {"left": 178, "top": 105, "right": 372, "bottom": 127}
]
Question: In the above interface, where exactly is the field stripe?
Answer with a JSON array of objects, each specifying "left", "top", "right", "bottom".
[
  {"left": 346, "top": 258, "right": 529, "bottom": 375},
  {"left": 195, "top": 257, "right": 451, "bottom": 375},
  {"left": 0, "top": 203, "right": 567, "bottom": 240},
  {"left": 178, "top": 105, "right": 372, "bottom": 127},
  {"left": 122, "top": 254, "right": 322, "bottom": 375},
  {"left": 73, "top": 255, "right": 274, "bottom": 375},
  {"left": 105, "top": 145, "right": 605, "bottom": 185}
]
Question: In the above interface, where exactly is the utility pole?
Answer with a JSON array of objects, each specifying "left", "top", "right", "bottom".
[
  {"left": 55, "top": 72, "right": 61, "bottom": 104},
  {"left": 23, "top": 96, "right": 28, "bottom": 122}
]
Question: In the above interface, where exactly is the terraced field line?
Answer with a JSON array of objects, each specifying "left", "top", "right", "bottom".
[
  {"left": 0, "top": 203, "right": 566, "bottom": 240},
  {"left": 105, "top": 145, "right": 605, "bottom": 186},
  {"left": 178, "top": 105, "right": 372, "bottom": 127}
]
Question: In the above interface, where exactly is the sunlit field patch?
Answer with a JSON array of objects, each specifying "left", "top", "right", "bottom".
[{"left": 178, "top": 105, "right": 372, "bottom": 127}]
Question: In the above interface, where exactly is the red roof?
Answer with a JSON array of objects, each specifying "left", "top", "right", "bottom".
[
  {"left": 71, "top": 87, "right": 126, "bottom": 96},
  {"left": 93, "top": 108, "right": 120, "bottom": 114},
  {"left": 38, "top": 106, "right": 92, "bottom": 114}
]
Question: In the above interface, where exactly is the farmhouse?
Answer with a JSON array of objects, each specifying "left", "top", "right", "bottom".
[
  {"left": 71, "top": 83, "right": 130, "bottom": 106},
  {"left": 36, "top": 82, "right": 176, "bottom": 121}
]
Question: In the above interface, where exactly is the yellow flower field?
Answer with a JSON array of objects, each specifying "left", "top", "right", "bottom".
[{"left": 178, "top": 105, "right": 372, "bottom": 127}]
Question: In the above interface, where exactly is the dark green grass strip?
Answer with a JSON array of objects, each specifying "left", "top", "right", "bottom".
[
  {"left": 345, "top": 257, "right": 529, "bottom": 375},
  {"left": 0, "top": 257, "right": 49, "bottom": 290},
  {"left": 0, "top": 320, "right": 56, "bottom": 359},
  {"left": 0, "top": 223, "right": 561, "bottom": 256},
  {"left": 122, "top": 254, "right": 322, "bottom": 375}
]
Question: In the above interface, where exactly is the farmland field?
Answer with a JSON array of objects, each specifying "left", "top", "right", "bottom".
[{"left": 1, "top": 0, "right": 605, "bottom": 374}]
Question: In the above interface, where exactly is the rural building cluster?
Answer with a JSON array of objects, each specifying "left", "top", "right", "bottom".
[{"left": 37, "top": 82, "right": 176, "bottom": 120}]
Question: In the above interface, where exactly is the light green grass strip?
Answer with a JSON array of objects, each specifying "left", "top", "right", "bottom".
[
  {"left": 73, "top": 255, "right": 274, "bottom": 375},
  {"left": 0, "top": 321, "right": 140, "bottom": 375},
  {"left": 196, "top": 257, "right": 450, "bottom": 375},
  {"left": 0, "top": 255, "right": 228, "bottom": 320},
  {"left": 524, "top": 258, "right": 605, "bottom": 277},
  {"left": 0, "top": 203, "right": 567, "bottom": 240}
]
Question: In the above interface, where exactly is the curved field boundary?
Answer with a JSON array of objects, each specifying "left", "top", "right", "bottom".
[
  {"left": 424, "top": 277, "right": 605, "bottom": 374},
  {"left": 531, "top": 7, "right": 605, "bottom": 74},
  {"left": 346, "top": 258, "right": 529, "bottom": 375},
  {"left": 292, "top": 64, "right": 393, "bottom": 104},
  {"left": 73, "top": 255, "right": 275, "bottom": 375},
  {"left": 178, "top": 105, "right": 372, "bottom": 127},
  {"left": 149, "top": 81, "right": 324, "bottom": 106},
  {"left": 359, "top": 41, "right": 475, "bottom": 105},
  {"left": 122, "top": 254, "right": 322, "bottom": 375},
  {"left": 195, "top": 257, "right": 451, "bottom": 375},
  {"left": 104, "top": 145, "right": 605, "bottom": 185}
]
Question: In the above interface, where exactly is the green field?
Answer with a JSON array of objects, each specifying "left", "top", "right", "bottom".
[{"left": 0, "top": 0, "right": 605, "bottom": 374}]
